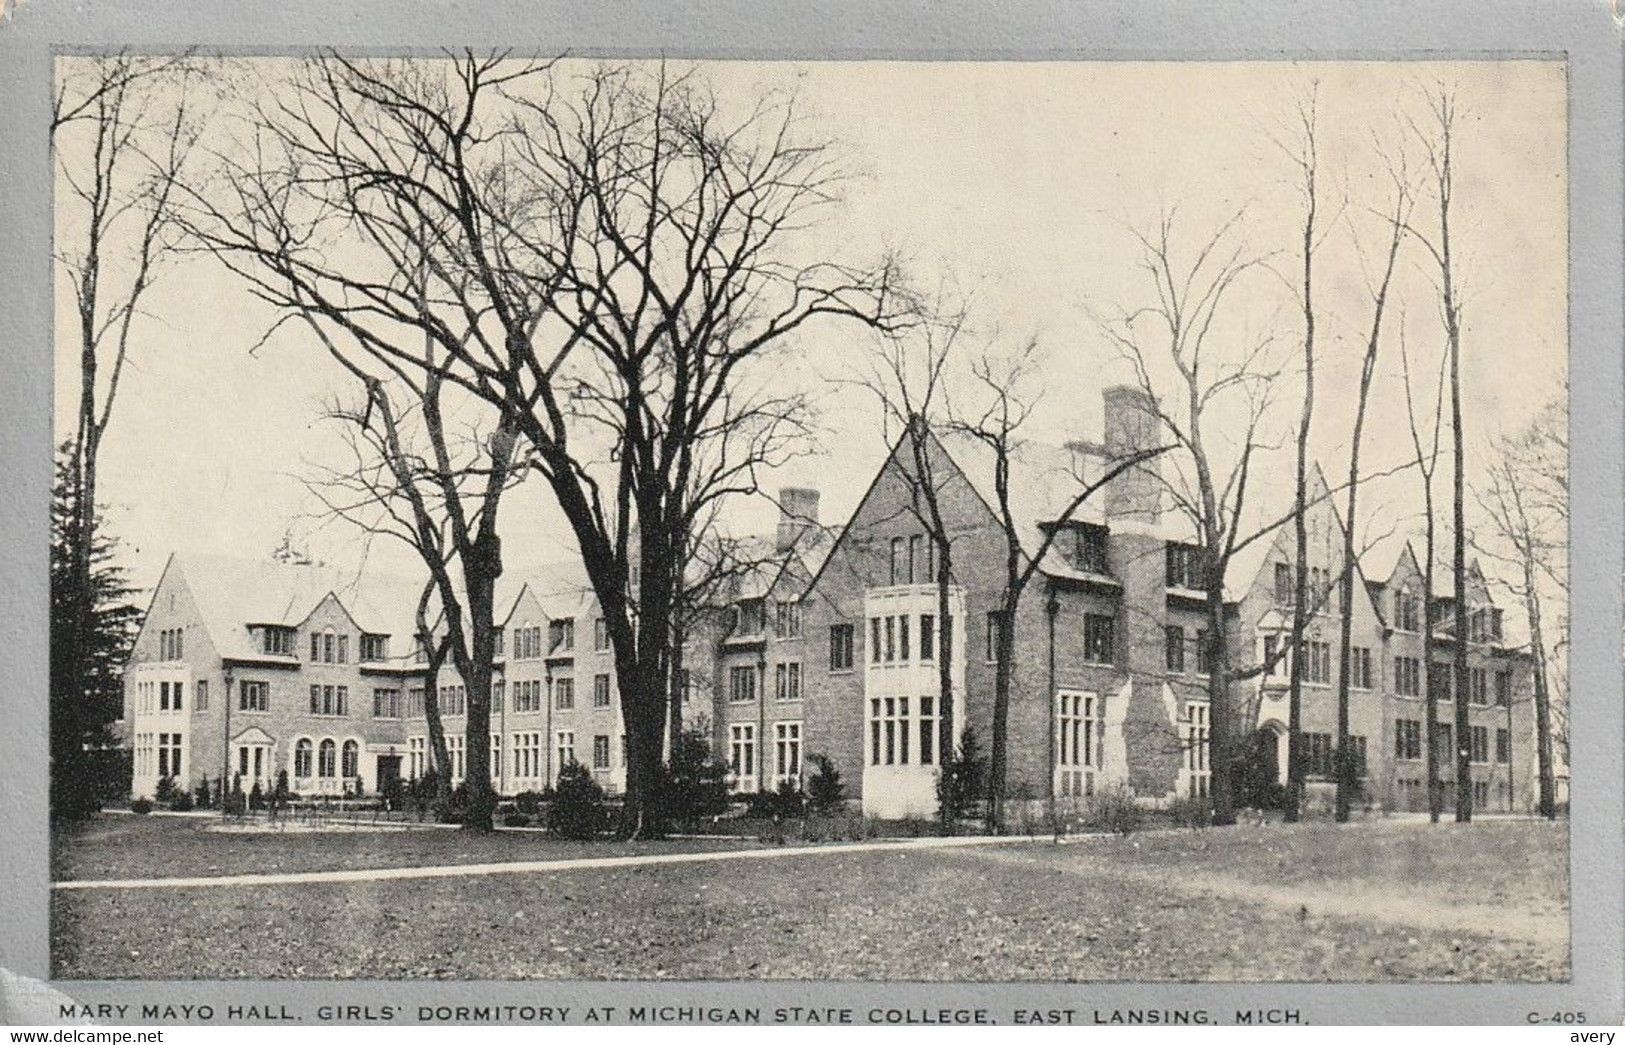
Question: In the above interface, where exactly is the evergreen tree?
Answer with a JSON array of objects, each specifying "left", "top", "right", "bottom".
[{"left": 50, "top": 448, "right": 142, "bottom": 819}]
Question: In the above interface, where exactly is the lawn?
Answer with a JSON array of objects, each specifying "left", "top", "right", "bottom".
[{"left": 50, "top": 815, "right": 1567, "bottom": 982}]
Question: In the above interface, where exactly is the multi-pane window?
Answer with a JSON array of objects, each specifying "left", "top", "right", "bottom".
[
  {"left": 406, "top": 688, "right": 425, "bottom": 717},
  {"left": 318, "top": 738, "right": 337, "bottom": 778},
  {"left": 1470, "top": 725, "right": 1489, "bottom": 764},
  {"left": 1395, "top": 719, "right": 1423, "bottom": 760},
  {"left": 553, "top": 678, "right": 575, "bottom": 711},
  {"left": 729, "top": 724, "right": 756, "bottom": 786},
  {"left": 1274, "top": 563, "right": 1294, "bottom": 606},
  {"left": 445, "top": 735, "right": 465, "bottom": 782},
  {"left": 1495, "top": 671, "right": 1512, "bottom": 707},
  {"left": 907, "top": 535, "right": 922, "bottom": 583},
  {"left": 1470, "top": 668, "right": 1489, "bottom": 705},
  {"left": 592, "top": 734, "right": 611, "bottom": 771},
  {"left": 918, "top": 696, "right": 938, "bottom": 766},
  {"left": 490, "top": 734, "right": 502, "bottom": 780},
  {"left": 1303, "top": 732, "right": 1335, "bottom": 778},
  {"left": 493, "top": 630, "right": 504, "bottom": 658},
  {"left": 774, "top": 601, "right": 803, "bottom": 639},
  {"left": 900, "top": 614, "right": 913, "bottom": 662},
  {"left": 1394, "top": 656, "right": 1421, "bottom": 697},
  {"left": 593, "top": 674, "right": 612, "bottom": 708},
  {"left": 885, "top": 616, "right": 898, "bottom": 662},
  {"left": 1194, "top": 628, "right": 1212, "bottom": 675},
  {"left": 1394, "top": 589, "right": 1420, "bottom": 632},
  {"left": 238, "top": 680, "right": 270, "bottom": 712},
  {"left": 869, "top": 618, "right": 883, "bottom": 665},
  {"left": 774, "top": 722, "right": 803, "bottom": 784},
  {"left": 1056, "top": 691, "right": 1096, "bottom": 798},
  {"left": 919, "top": 615, "right": 936, "bottom": 661},
  {"left": 829, "top": 624, "right": 855, "bottom": 671},
  {"left": 195, "top": 679, "right": 209, "bottom": 712},
  {"left": 308, "top": 684, "right": 348, "bottom": 716},
  {"left": 372, "top": 688, "right": 401, "bottom": 719},
  {"left": 407, "top": 736, "right": 427, "bottom": 779},
  {"left": 360, "top": 634, "right": 388, "bottom": 662},
  {"left": 1496, "top": 728, "right": 1511, "bottom": 764},
  {"left": 513, "top": 732, "right": 542, "bottom": 780},
  {"left": 342, "top": 739, "right": 360, "bottom": 779},
  {"left": 263, "top": 626, "right": 295, "bottom": 656},
  {"left": 438, "top": 685, "right": 465, "bottom": 717},
  {"left": 1183, "top": 702, "right": 1210, "bottom": 797},
  {"left": 594, "top": 618, "right": 610, "bottom": 651},
  {"left": 337, "top": 634, "right": 349, "bottom": 664},
  {"left": 1083, "top": 614, "right": 1115, "bottom": 665},
  {"left": 869, "top": 696, "right": 913, "bottom": 766},
  {"left": 158, "top": 628, "right": 186, "bottom": 661},
  {"left": 555, "top": 730, "right": 576, "bottom": 770},
  {"left": 295, "top": 738, "right": 314, "bottom": 778},
  {"left": 1073, "top": 524, "right": 1110, "bottom": 575},
  {"left": 156, "top": 732, "right": 183, "bottom": 779},
  {"left": 1165, "top": 542, "right": 1202, "bottom": 589},
  {"left": 513, "top": 679, "right": 543, "bottom": 714},
  {"left": 1350, "top": 647, "right": 1373, "bottom": 690},
  {"left": 775, "top": 662, "right": 802, "bottom": 702},
  {"left": 729, "top": 666, "right": 757, "bottom": 704},
  {"left": 889, "top": 537, "right": 904, "bottom": 585},
  {"left": 492, "top": 680, "right": 505, "bottom": 715},
  {"left": 1164, "top": 626, "right": 1185, "bottom": 673}
]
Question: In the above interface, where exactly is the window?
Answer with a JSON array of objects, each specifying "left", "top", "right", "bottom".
[
  {"left": 316, "top": 738, "right": 336, "bottom": 778},
  {"left": 1394, "top": 589, "right": 1419, "bottom": 632},
  {"left": 1395, "top": 719, "right": 1423, "bottom": 760},
  {"left": 556, "top": 730, "right": 576, "bottom": 770},
  {"left": 553, "top": 678, "right": 575, "bottom": 711},
  {"left": 829, "top": 624, "right": 855, "bottom": 671},
  {"left": 920, "top": 615, "right": 936, "bottom": 662},
  {"left": 239, "top": 679, "right": 269, "bottom": 713},
  {"left": 1490, "top": 608, "right": 1505, "bottom": 642},
  {"left": 337, "top": 634, "right": 349, "bottom": 664},
  {"left": 898, "top": 614, "right": 911, "bottom": 662},
  {"left": 1428, "top": 661, "right": 1453, "bottom": 703},
  {"left": 919, "top": 696, "right": 937, "bottom": 766},
  {"left": 445, "top": 735, "right": 465, "bottom": 782},
  {"left": 1350, "top": 647, "right": 1373, "bottom": 690},
  {"left": 310, "top": 633, "right": 321, "bottom": 661},
  {"left": 1083, "top": 614, "right": 1115, "bottom": 665},
  {"left": 1056, "top": 691, "right": 1096, "bottom": 797},
  {"left": 592, "top": 735, "right": 611, "bottom": 771},
  {"left": 1345, "top": 736, "right": 1369, "bottom": 778},
  {"left": 985, "top": 612, "right": 1003, "bottom": 662},
  {"left": 890, "top": 537, "right": 904, "bottom": 585},
  {"left": 406, "top": 688, "right": 425, "bottom": 717},
  {"left": 774, "top": 722, "right": 802, "bottom": 784},
  {"left": 1304, "top": 732, "right": 1335, "bottom": 778},
  {"left": 1470, "top": 725, "right": 1489, "bottom": 764},
  {"left": 1183, "top": 703, "right": 1210, "bottom": 797},
  {"left": 360, "top": 634, "right": 388, "bottom": 662},
  {"left": 323, "top": 632, "right": 336, "bottom": 664},
  {"left": 729, "top": 724, "right": 757, "bottom": 788},
  {"left": 594, "top": 618, "right": 609, "bottom": 651},
  {"left": 869, "top": 618, "right": 882, "bottom": 665},
  {"left": 593, "top": 674, "right": 612, "bottom": 708},
  {"left": 1195, "top": 629, "right": 1213, "bottom": 676},
  {"left": 157, "top": 733, "right": 182, "bottom": 779},
  {"left": 492, "top": 681, "right": 504, "bottom": 715},
  {"left": 342, "top": 739, "right": 359, "bottom": 779},
  {"left": 1263, "top": 634, "right": 1281, "bottom": 677},
  {"left": 513, "top": 732, "right": 542, "bottom": 780},
  {"left": 373, "top": 688, "right": 401, "bottom": 718},
  {"left": 493, "top": 630, "right": 505, "bottom": 658},
  {"left": 1473, "top": 780, "right": 1489, "bottom": 809},
  {"left": 906, "top": 535, "right": 922, "bottom": 583},
  {"left": 311, "top": 685, "right": 346, "bottom": 716},
  {"left": 513, "top": 679, "right": 542, "bottom": 714},
  {"left": 551, "top": 619, "right": 575, "bottom": 653},
  {"left": 729, "top": 666, "right": 757, "bottom": 704},
  {"left": 490, "top": 734, "right": 502, "bottom": 779},
  {"left": 1073, "top": 525, "right": 1110, "bottom": 575},
  {"left": 869, "top": 697, "right": 913, "bottom": 766},
  {"left": 158, "top": 628, "right": 186, "bottom": 662},
  {"left": 1394, "top": 656, "right": 1421, "bottom": 697},
  {"left": 1304, "top": 641, "right": 1331, "bottom": 685},
  {"left": 1470, "top": 668, "right": 1488, "bottom": 706},
  {"left": 885, "top": 616, "right": 897, "bottom": 662},
  {"left": 263, "top": 627, "right": 295, "bottom": 656},
  {"left": 1275, "top": 562, "right": 1294, "bottom": 606},
  {"left": 1432, "top": 722, "right": 1454, "bottom": 761},
  {"left": 774, "top": 601, "right": 803, "bottom": 639},
  {"left": 1496, "top": 728, "right": 1511, "bottom": 764},
  {"left": 1166, "top": 542, "right": 1202, "bottom": 589},
  {"left": 1162, "top": 626, "right": 1185, "bottom": 673},
  {"left": 775, "top": 661, "right": 802, "bottom": 702},
  {"left": 407, "top": 736, "right": 427, "bottom": 779}
]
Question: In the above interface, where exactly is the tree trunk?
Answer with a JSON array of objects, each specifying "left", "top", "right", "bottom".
[
  {"left": 1206, "top": 578, "right": 1236, "bottom": 827},
  {"left": 1522, "top": 557, "right": 1557, "bottom": 818},
  {"left": 985, "top": 587, "right": 1018, "bottom": 833}
]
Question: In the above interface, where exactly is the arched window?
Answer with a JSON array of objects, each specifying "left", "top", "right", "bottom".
[
  {"left": 318, "top": 738, "right": 337, "bottom": 778},
  {"left": 294, "top": 738, "right": 313, "bottom": 778},
  {"left": 341, "top": 739, "right": 359, "bottom": 779}
]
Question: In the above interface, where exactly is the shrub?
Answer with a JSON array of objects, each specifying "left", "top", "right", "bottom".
[
  {"left": 193, "top": 775, "right": 212, "bottom": 810},
  {"left": 248, "top": 780, "right": 266, "bottom": 811},
  {"left": 154, "top": 776, "right": 178, "bottom": 802},
  {"left": 1167, "top": 793, "right": 1213, "bottom": 829},
  {"left": 502, "top": 812, "right": 530, "bottom": 828},
  {"left": 937, "top": 726, "right": 987, "bottom": 829},
  {"left": 513, "top": 790, "right": 544, "bottom": 816},
  {"left": 548, "top": 762, "right": 606, "bottom": 840},
  {"left": 168, "top": 790, "right": 195, "bottom": 812},
  {"left": 1084, "top": 785, "right": 1143, "bottom": 835},
  {"left": 655, "top": 730, "right": 730, "bottom": 831},
  {"left": 130, "top": 797, "right": 153, "bottom": 815},
  {"left": 272, "top": 770, "right": 292, "bottom": 815},
  {"left": 745, "top": 781, "right": 806, "bottom": 820},
  {"left": 805, "top": 754, "right": 846, "bottom": 814}
]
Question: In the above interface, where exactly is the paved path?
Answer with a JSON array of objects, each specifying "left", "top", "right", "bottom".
[{"left": 53, "top": 833, "right": 1042, "bottom": 891}]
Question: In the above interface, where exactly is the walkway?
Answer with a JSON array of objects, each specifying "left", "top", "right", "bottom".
[{"left": 53, "top": 832, "right": 1041, "bottom": 891}]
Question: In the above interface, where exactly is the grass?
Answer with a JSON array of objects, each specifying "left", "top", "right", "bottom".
[{"left": 50, "top": 815, "right": 1567, "bottom": 982}]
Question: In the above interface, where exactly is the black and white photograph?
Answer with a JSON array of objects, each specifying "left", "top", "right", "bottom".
[
  {"left": 4, "top": 1, "right": 1621, "bottom": 1028},
  {"left": 41, "top": 50, "right": 1575, "bottom": 985}
]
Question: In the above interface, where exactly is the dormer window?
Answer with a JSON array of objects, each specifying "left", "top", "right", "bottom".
[
  {"left": 549, "top": 618, "right": 575, "bottom": 653},
  {"left": 360, "top": 634, "right": 388, "bottom": 662},
  {"left": 1165, "top": 542, "right": 1203, "bottom": 589},
  {"left": 1394, "top": 588, "right": 1419, "bottom": 632},
  {"left": 262, "top": 626, "right": 295, "bottom": 657},
  {"left": 1072, "top": 524, "right": 1110, "bottom": 575}
]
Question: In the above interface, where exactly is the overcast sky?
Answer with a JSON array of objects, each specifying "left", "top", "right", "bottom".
[{"left": 54, "top": 58, "right": 1567, "bottom": 597}]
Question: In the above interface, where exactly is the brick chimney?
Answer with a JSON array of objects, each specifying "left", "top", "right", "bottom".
[
  {"left": 776, "top": 487, "right": 821, "bottom": 552},
  {"left": 1101, "top": 385, "right": 1162, "bottom": 522}
]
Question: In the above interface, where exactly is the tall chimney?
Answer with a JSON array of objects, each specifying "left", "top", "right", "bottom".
[
  {"left": 1101, "top": 385, "right": 1161, "bottom": 522},
  {"left": 776, "top": 487, "right": 821, "bottom": 551}
]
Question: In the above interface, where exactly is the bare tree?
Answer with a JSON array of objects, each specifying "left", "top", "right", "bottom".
[
  {"left": 1333, "top": 142, "right": 1412, "bottom": 822},
  {"left": 52, "top": 54, "right": 197, "bottom": 808},
  {"left": 1474, "top": 391, "right": 1566, "bottom": 819},
  {"left": 950, "top": 340, "right": 1167, "bottom": 832},
  {"left": 183, "top": 54, "right": 906, "bottom": 837},
  {"left": 1406, "top": 84, "right": 1473, "bottom": 822},
  {"left": 1399, "top": 320, "right": 1450, "bottom": 822},
  {"left": 306, "top": 331, "right": 523, "bottom": 831}
]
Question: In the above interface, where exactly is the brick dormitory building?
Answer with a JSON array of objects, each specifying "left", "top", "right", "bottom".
[{"left": 121, "top": 387, "right": 1541, "bottom": 818}]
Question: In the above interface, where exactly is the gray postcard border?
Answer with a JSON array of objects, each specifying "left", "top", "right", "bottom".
[{"left": 0, "top": 0, "right": 1619, "bottom": 1027}]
